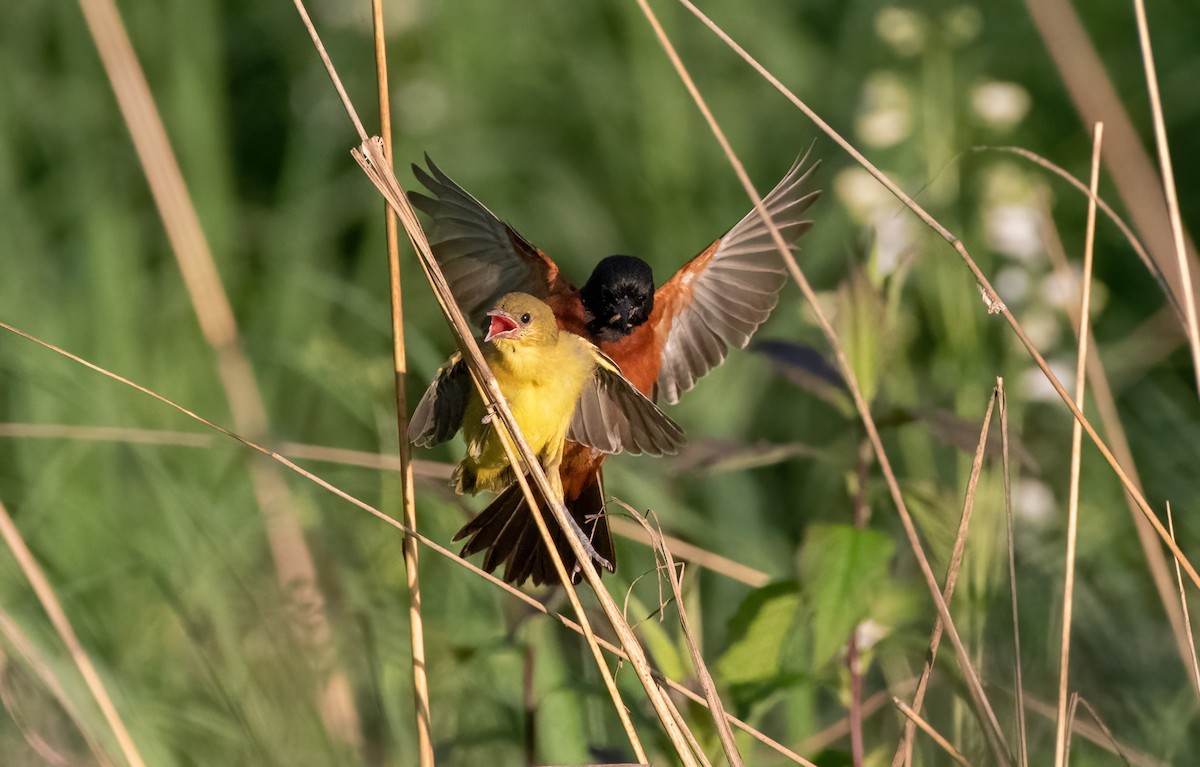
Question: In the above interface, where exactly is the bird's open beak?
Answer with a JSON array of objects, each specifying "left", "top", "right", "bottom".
[{"left": 484, "top": 310, "right": 521, "bottom": 342}]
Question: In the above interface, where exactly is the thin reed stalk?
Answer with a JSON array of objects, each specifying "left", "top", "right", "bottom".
[
  {"left": 1132, "top": 0, "right": 1200, "bottom": 397},
  {"left": 1022, "top": 0, "right": 1200, "bottom": 309},
  {"left": 0, "top": 500, "right": 146, "bottom": 767},
  {"left": 891, "top": 698, "right": 973, "bottom": 767},
  {"left": 1053, "top": 122, "right": 1103, "bottom": 766},
  {"left": 892, "top": 388, "right": 997, "bottom": 767},
  {"left": 1167, "top": 504, "right": 1200, "bottom": 700},
  {"left": 368, "top": 2, "right": 433, "bottom": 762},
  {"left": 0, "top": 609, "right": 115, "bottom": 766},
  {"left": 998, "top": 380, "right": 1029, "bottom": 767},
  {"left": 621, "top": 504, "right": 744, "bottom": 767}
]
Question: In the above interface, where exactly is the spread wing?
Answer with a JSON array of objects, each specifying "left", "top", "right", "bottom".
[
  {"left": 410, "top": 353, "right": 471, "bottom": 447},
  {"left": 409, "top": 156, "right": 573, "bottom": 326},
  {"left": 569, "top": 349, "right": 685, "bottom": 456},
  {"left": 653, "top": 150, "right": 822, "bottom": 404}
]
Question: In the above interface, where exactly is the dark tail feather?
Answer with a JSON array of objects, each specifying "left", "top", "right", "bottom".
[{"left": 454, "top": 473, "right": 616, "bottom": 587}]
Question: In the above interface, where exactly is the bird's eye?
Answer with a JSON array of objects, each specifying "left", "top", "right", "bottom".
[{"left": 520, "top": 312, "right": 531, "bottom": 324}]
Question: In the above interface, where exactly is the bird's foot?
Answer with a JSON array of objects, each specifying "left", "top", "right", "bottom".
[{"left": 566, "top": 513, "right": 614, "bottom": 574}]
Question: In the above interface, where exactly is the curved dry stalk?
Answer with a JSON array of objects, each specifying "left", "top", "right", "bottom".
[
  {"left": 892, "top": 698, "right": 973, "bottom": 767},
  {"left": 368, "top": 1, "right": 433, "bottom": 762},
  {"left": 639, "top": 2, "right": 1009, "bottom": 761},
  {"left": 0, "top": 500, "right": 146, "bottom": 767},
  {"left": 0, "top": 423, "right": 453, "bottom": 481},
  {"left": 0, "top": 318, "right": 822, "bottom": 767},
  {"left": 74, "top": 0, "right": 360, "bottom": 745},
  {"left": 892, "top": 387, "right": 997, "bottom": 767},
  {"left": 618, "top": 502, "right": 744, "bottom": 767},
  {"left": 676, "top": 0, "right": 1200, "bottom": 594},
  {"left": 998, "top": 381, "right": 1030, "bottom": 767},
  {"left": 1053, "top": 123, "right": 1103, "bottom": 767},
  {"left": 608, "top": 515, "right": 770, "bottom": 587},
  {"left": 1131, "top": 0, "right": 1200, "bottom": 396},
  {"left": 1021, "top": 0, "right": 1200, "bottom": 315},
  {"left": 662, "top": 692, "right": 715, "bottom": 767},
  {"left": 1167, "top": 504, "right": 1200, "bottom": 700},
  {"left": 972, "top": 145, "right": 1177, "bottom": 321},
  {"left": 798, "top": 679, "right": 916, "bottom": 755},
  {"left": 0, "top": 609, "right": 116, "bottom": 766}
]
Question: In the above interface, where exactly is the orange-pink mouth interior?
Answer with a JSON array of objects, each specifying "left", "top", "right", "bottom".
[{"left": 485, "top": 312, "right": 519, "bottom": 341}]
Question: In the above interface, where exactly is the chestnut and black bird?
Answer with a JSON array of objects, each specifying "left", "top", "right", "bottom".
[
  {"left": 410, "top": 292, "right": 684, "bottom": 584},
  {"left": 410, "top": 152, "right": 820, "bottom": 584}
]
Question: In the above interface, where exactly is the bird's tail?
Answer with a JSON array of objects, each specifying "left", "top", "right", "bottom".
[{"left": 454, "top": 472, "right": 616, "bottom": 586}]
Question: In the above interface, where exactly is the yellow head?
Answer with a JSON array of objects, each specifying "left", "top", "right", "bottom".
[{"left": 483, "top": 292, "right": 559, "bottom": 348}]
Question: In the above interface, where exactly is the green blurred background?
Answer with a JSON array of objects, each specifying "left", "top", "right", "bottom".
[{"left": 2, "top": 0, "right": 1199, "bottom": 764}]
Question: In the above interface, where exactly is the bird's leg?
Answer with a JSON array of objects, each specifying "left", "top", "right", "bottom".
[
  {"left": 541, "top": 449, "right": 611, "bottom": 575},
  {"left": 543, "top": 451, "right": 565, "bottom": 502}
]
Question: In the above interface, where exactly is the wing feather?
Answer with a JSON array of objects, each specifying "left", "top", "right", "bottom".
[
  {"left": 409, "top": 156, "right": 571, "bottom": 325},
  {"left": 653, "top": 149, "right": 822, "bottom": 403},
  {"left": 410, "top": 353, "right": 471, "bottom": 447},
  {"left": 568, "top": 349, "right": 685, "bottom": 456}
]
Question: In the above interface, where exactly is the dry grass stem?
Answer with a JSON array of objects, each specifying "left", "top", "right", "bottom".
[
  {"left": 369, "top": 1, "right": 433, "bottom": 761},
  {"left": 797, "top": 680, "right": 917, "bottom": 755},
  {"left": 998, "top": 380, "right": 1029, "bottom": 767},
  {"left": 0, "top": 500, "right": 146, "bottom": 767},
  {"left": 0, "top": 609, "right": 116, "bottom": 766},
  {"left": 75, "top": 0, "right": 360, "bottom": 744},
  {"left": 645, "top": 2, "right": 1009, "bottom": 759},
  {"left": 1074, "top": 698, "right": 1137, "bottom": 767},
  {"left": 676, "top": 0, "right": 1200, "bottom": 590},
  {"left": 608, "top": 514, "right": 770, "bottom": 587},
  {"left": 1038, "top": 192, "right": 1195, "bottom": 685},
  {"left": 976, "top": 145, "right": 1174, "bottom": 318},
  {"left": 1167, "top": 504, "right": 1200, "bottom": 699},
  {"left": 891, "top": 697, "right": 973, "bottom": 767},
  {"left": 0, "top": 423, "right": 452, "bottom": 481},
  {"left": 1024, "top": 694, "right": 1162, "bottom": 767},
  {"left": 620, "top": 503, "right": 745, "bottom": 767},
  {"left": 1132, "top": 0, "right": 1200, "bottom": 395},
  {"left": 892, "top": 388, "right": 997, "bottom": 767},
  {"left": 1021, "top": 0, "right": 1200, "bottom": 309},
  {"left": 662, "top": 692, "right": 715, "bottom": 767},
  {"left": 1053, "top": 122, "right": 1103, "bottom": 767}
]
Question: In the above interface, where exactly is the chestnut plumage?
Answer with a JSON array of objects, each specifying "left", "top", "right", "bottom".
[{"left": 410, "top": 151, "right": 821, "bottom": 585}]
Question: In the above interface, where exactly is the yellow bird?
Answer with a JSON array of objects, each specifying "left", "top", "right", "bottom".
[{"left": 411, "top": 292, "right": 683, "bottom": 539}]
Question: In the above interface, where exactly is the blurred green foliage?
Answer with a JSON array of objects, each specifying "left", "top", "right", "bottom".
[{"left": 2, "top": 0, "right": 1199, "bottom": 765}]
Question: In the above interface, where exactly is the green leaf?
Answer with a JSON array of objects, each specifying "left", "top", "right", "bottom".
[
  {"left": 834, "top": 266, "right": 886, "bottom": 404},
  {"left": 798, "top": 524, "right": 895, "bottom": 668},
  {"left": 716, "top": 581, "right": 805, "bottom": 686}
]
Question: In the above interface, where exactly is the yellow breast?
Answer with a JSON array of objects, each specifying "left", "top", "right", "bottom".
[{"left": 458, "top": 334, "right": 594, "bottom": 493}]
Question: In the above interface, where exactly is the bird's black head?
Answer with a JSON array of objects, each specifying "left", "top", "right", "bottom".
[{"left": 579, "top": 255, "right": 655, "bottom": 343}]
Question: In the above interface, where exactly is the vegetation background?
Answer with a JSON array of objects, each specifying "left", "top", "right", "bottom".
[{"left": 1, "top": 0, "right": 1199, "bottom": 764}]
